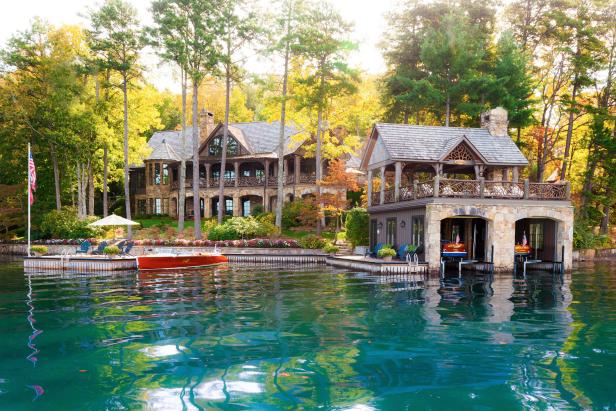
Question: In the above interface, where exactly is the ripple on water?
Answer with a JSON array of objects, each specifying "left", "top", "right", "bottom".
[{"left": 0, "top": 261, "right": 615, "bottom": 410}]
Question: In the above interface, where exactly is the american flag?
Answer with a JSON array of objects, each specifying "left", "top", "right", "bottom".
[{"left": 28, "top": 149, "right": 36, "bottom": 205}]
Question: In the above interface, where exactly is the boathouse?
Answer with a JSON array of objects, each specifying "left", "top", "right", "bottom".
[{"left": 360, "top": 107, "right": 573, "bottom": 272}]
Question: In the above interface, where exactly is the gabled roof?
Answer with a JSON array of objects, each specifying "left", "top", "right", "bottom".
[
  {"left": 148, "top": 129, "right": 193, "bottom": 160},
  {"left": 147, "top": 122, "right": 304, "bottom": 162},
  {"left": 363, "top": 124, "right": 528, "bottom": 168},
  {"left": 147, "top": 138, "right": 182, "bottom": 161},
  {"left": 221, "top": 121, "right": 303, "bottom": 155}
]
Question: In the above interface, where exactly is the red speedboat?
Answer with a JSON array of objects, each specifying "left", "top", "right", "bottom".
[{"left": 137, "top": 253, "right": 228, "bottom": 270}]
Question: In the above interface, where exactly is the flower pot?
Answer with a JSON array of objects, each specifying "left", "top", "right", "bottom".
[{"left": 382, "top": 255, "right": 392, "bottom": 262}]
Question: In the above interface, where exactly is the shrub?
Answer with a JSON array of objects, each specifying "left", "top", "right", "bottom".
[
  {"left": 103, "top": 245, "right": 121, "bottom": 255},
  {"left": 207, "top": 224, "right": 238, "bottom": 241},
  {"left": 251, "top": 204, "right": 265, "bottom": 216},
  {"left": 30, "top": 245, "right": 48, "bottom": 255},
  {"left": 345, "top": 208, "right": 369, "bottom": 247},
  {"left": 282, "top": 198, "right": 318, "bottom": 229},
  {"left": 377, "top": 245, "right": 396, "bottom": 258},
  {"left": 573, "top": 221, "right": 612, "bottom": 249},
  {"left": 336, "top": 231, "right": 347, "bottom": 243},
  {"left": 40, "top": 207, "right": 103, "bottom": 239},
  {"left": 299, "top": 234, "right": 326, "bottom": 249},
  {"left": 323, "top": 243, "right": 339, "bottom": 254}
]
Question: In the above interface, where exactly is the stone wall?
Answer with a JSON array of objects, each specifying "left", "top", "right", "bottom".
[{"left": 424, "top": 202, "right": 574, "bottom": 272}]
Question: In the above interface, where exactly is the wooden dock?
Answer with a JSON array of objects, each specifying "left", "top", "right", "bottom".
[
  {"left": 327, "top": 255, "right": 429, "bottom": 274},
  {"left": 226, "top": 253, "right": 327, "bottom": 265},
  {"left": 24, "top": 256, "right": 137, "bottom": 272}
]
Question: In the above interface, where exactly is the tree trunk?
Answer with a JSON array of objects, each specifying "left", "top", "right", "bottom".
[
  {"left": 445, "top": 93, "right": 450, "bottom": 127},
  {"left": 192, "top": 79, "right": 202, "bottom": 239},
  {"left": 218, "top": 59, "right": 231, "bottom": 224},
  {"left": 50, "top": 142, "right": 61, "bottom": 211},
  {"left": 178, "top": 68, "right": 187, "bottom": 233},
  {"left": 103, "top": 144, "right": 108, "bottom": 217},
  {"left": 560, "top": 79, "right": 579, "bottom": 181},
  {"left": 88, "top": 159, "right": 94, "bottom": 216},
  {"left": 275, "top": 4, "right": 292, "bottom": 230},
  {"left": 403, "top": 110, "right": 409, "bottom": 124},
  {"left": 600, "top": 186, "right": 611, "bottom": 235},
  {"left": 122, "top": 76, "right": 132, "bottom": 239},
  {"left": 316, "top": 108, "right": 323, "bottom": 236}
]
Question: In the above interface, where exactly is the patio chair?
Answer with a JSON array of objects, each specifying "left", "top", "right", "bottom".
[
  {"left": 116, "top": 240, "right": 126, "bottom": 250},
  {"left": 121, "top": 242, "right": 134, "bottom": 256},
  {"left": 75, "top": 240, "right": 91, "bottom": 254},
  {"left": 92, "top": 241, "right": 108, "bottom": 255},
  {"left": 370, "top": 243, "right": 384, "bottom": 258},
  {"left": 396, "top": 244, "right": 409, "bottom": 260}
]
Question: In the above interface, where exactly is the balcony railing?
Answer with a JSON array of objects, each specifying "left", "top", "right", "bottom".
[
  {"left": 370, "top": 178, "right": 570, "bottom": 206},
  {"left": 169, "top": 173, "right": 316, "bottom": 190}
]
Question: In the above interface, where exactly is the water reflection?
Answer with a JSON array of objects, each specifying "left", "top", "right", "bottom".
[{"left": 0, "top": 262, "right": 614, "bottom": 410}]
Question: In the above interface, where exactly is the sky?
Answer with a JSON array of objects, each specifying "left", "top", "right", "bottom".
[{"left": 0, "top": 0, "right": 397, "bottom": 92}]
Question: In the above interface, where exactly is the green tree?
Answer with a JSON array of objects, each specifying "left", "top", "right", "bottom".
[
  {"left": 217, "top": 0, "right": 261, "bottom": 224},
  {"left": 88, "top": 0, "right": 143, "bottom": 238},
  {"left": 293, "top": 0, "right": 358, "bottom": 234}
]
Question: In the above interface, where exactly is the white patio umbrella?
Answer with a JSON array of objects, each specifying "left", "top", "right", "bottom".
[{"left": 89, "top": 214, "right": 140, "bottom": 239}]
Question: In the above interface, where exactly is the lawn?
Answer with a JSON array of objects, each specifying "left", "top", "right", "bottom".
[{"left": 135, "top": 217, "right": 194, "bottom": 229}]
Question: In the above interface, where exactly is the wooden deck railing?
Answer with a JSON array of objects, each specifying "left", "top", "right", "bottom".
[
  {"left": 370, "top": 178, "right": 570, "bottom": 206},
  {"left": 169, "top": 174, "right": 315, "bottom": 190}
]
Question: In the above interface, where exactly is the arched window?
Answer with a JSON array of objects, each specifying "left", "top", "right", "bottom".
[{"left": 208, "top": 135, "right": 239, "bottom": 156}]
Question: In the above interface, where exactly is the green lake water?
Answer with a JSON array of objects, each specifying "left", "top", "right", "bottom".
[{"left": 0, "top": 260, "right": 615, "bottom": 410}]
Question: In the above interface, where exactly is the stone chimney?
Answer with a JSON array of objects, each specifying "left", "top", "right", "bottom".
[
  {"left": 480, "top": 107, "right": 509, "bottom": 137},
  {"left": 199, "top": 109, "right": 215, "bottom": 142}
]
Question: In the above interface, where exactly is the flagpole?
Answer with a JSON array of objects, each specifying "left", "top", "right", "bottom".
[{"left": 27, "top": 143, "right": 31, "bottom": 257}]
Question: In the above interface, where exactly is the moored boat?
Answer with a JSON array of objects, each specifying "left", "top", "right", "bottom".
[{"left": 137, "top": 253, "right": 228, "bottom": 270}]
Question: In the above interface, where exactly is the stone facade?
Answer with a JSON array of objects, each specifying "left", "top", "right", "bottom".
[{"left": 423, "top": 201, "right": 574, "bottom": 272}]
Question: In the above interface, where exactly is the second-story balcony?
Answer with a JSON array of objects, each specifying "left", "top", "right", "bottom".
[
  {"left": 370, "top": 178, "right": 571, "bottom": 206},
  {"left": 170, "top": 173, "right": 317, "bottom": 190}
]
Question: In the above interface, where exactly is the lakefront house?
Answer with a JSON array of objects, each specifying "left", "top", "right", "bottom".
[
  {"left": 129, "top": 110, "right": 334, "bottom": 220},
  {"left": 361, "top": 107, "right": 574, "bottom": 272}
]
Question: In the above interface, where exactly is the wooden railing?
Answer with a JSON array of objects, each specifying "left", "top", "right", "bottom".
[
  {"left": 370, "top": 178, "right": 570, "bottom": 206},
  {"left": 169, "top": 174, "right": 315, "bottom": 190}
]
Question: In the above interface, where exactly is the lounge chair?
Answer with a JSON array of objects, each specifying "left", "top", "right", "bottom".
[
  {"left": 370, "top": 243, "right": 384, "bottom": 258},
  {"left": 116, "top": 240, "right": 126, "bottom": 250},
  {"left": 92, "top": 241, "right": 108, "bottom": 255},
  {"left": 75, "top": 240, "right": 91, "bottom": 254},
  {"left": 397, "top": 243, "right": 409, "bottom": 260},
  {"left": 121, "top": 242, "right": 134, "bottom": 256}
]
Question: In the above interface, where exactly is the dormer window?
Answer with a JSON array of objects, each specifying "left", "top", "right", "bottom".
[{"left": 208, "top": 135, "right": 239, "bottom": 156}]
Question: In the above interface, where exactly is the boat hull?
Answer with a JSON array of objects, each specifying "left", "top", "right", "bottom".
[{"left": 137, "top": 254, "right": 228, "bottom": 270}]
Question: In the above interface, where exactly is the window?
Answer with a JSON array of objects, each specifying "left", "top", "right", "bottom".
[
  {"left": 529, "top": 222, "right": 544, "bottom": 250},
  {"left": 243, "top": 199, "right": 251, "bottom": 216},
  {"left": 412, "top": 216, "right": 424, "bottom": 247},
  {"left": 208, "top": 136, "right": 239, "bottom": 156},
  {"left": 162, "top": 164, "right": 169, "bottom": 185},
  {"left": 243, "top": 169, "right": 251, "bottom": 177},
  {"left": 212, "top": 169, "right": 235, "bottom": 179},
  {"left": 137, "top": 200, "right": 146, "bottom": 215},
  {"left": 154, "top": 198, "right": 162, "bottom": 214},
  {"left": 225, "top": 199, "right": 233, "bottom": 216},
  {"left": 370, "top": 219, "right": 377, "bottom": 250},
  {"left": 386, "top": 218, "right": 397, "bottom": 246},
  {"left": 154, "top": 163, "right": 161, "bottom": 185}
]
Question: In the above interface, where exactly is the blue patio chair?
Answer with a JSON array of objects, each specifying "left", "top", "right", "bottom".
[
  {"left": 397, "top": 244, "right": 409, "bottom": 260},
  {"left": 370, "top": 243, "right": 384, "bottom": 258},
  {"left": 92, "top": 241, "right": 108, "bottom": 255},
  {"left": 116, "top": 240, "right": 126, "bottom": 250},
  {"left": 121, "top": 242, "right": 134, "bottom": 256},
  {"left": 75, "top": 240, "right": 91, "bottom": 254}
]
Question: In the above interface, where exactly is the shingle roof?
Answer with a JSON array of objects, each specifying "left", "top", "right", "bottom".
[
  {"left": 147, "top": 122, "right": 303, "bottom": 161},
  {"left": 148, "top": 128, "right": 193, "bottom": 160},
  {"left": 147, "top": 138, "right": 182, "bottom": 161},
  {"left": 230, "top": 122, "right": 302, "bottom": 154},
  {"left": 374, "top": 124, "right": 528, "bottom": 165}
]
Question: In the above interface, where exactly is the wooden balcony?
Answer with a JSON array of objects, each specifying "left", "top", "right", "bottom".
[
  {"left": 370, "top": 178, "right": 570, "bottom": 206},
  {"left": 169, "top": 173, "right": 316, "bottom": 190}
]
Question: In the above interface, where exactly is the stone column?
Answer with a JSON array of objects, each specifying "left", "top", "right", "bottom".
[
  {"left": 284, "top": 158, "right": 289, "bottom": 179},
  {"left": 512, "top": 167, "right": 519, "bottom": 182},
  {"left": 264, "top": 160, "right": 270, "bottom": 211},
  {"left": 394, "top": 161, "right": 402, "bottom": 201},
  {"left": 233, "top": 194, "right": 241, "bottom": 217},
  {"left": 294, "top": 155, "right": 301, "bottom": 184},
  {"left": 234, "top": 162, "right": 240, "bottom": 187},
  {"left": 205, "top": 163, "right": 211, "bottom": 188},
  {"left": 367, "top": 169, "right": 373, "bottom": 207},
  {"left": 380, "top": 166, "right": 386, "bottom": 205},
  {"left": 204, "top": 196, "right": 212, "bottom": 218}
]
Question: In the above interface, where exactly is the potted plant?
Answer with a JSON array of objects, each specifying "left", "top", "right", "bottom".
[
  {"left": 30, "top": 245, "right": 48, "bottom": 257},
  {"left": 377, "top": 245, "right": 396, "bottom": 261},
  {"left": 103, "top": 245, "right": 121, "bottom": 259},
  {"left": 323, "top": 243, "right": 340, "bottom": 256}
]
